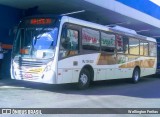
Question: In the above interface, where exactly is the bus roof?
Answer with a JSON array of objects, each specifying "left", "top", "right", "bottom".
[
  {"left": 66, "top": 16, "right": 110, "bottom": 32},
  {"left": 146, "top": 37, "right": 156, "bottom": 42},
  {"left": 20, "top": 15, "right": 156, "bottom": 43},
  {"left": 62, "top": 16, "right": 156, "bottom": 43}
]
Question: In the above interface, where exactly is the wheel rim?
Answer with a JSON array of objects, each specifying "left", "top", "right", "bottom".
[
  {"left": 80, "top": 74, "right": 88, "bottom": 85},
  {"left": 134, "top": 70, "right": 139, "bottom": 81}
]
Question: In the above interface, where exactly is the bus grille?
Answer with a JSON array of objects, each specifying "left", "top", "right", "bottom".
[
  {"left": 13, "top": 58, "right": 49, "bottom": 79},
  {"left": 14, "top": 59, "right": 47, "bottom": 67}
]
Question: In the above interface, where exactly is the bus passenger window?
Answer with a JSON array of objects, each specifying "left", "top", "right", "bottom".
[
  {"left": 144, "top": 42, "right": 149, "bottom": 56},
  {"left": 123, "top": 37, "right": 129, "bottom": 54},
  {"left": 140, "top": 40, "right": 149, "bottom": 56},
  {"left": 149, "top": 42, "right": 156, "bottom": 57},
  {"left": 82, "top": 28, "right": 100, "bottom": 51},
  {"left": 117, "top": 36, "right": 129, "bottom": 54},
  {"left": 101, "top": 32, "right": 115, "bottom": 52},
  {"left": 140, "top": 41, "right": 144, "bottom": 55},
  {"left": 129, "top": 38, "right": 139, "bottom": 55},
  {"left": 60, "top": 29, "right": 79, "bottom": 58},
  {"left": 67, "top": 29, "right": 78, "bottom": 50}
]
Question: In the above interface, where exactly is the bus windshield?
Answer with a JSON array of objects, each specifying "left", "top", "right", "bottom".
[{"left": 13, "top": 27, "right": 58, "bottom": 59}]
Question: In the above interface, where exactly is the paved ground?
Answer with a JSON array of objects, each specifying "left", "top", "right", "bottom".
[{"left": 0, "top": 75, "right": 160, "bottom": 116}]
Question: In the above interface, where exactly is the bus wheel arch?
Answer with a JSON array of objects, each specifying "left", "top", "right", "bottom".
[
  {"left": 132, "top": 66, "right": 141, "bottom": 83},
  {"left": 77, "top": 65, "right": 94, "bottom": 89}
]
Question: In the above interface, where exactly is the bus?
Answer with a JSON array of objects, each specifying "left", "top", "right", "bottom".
[
  {"left": 156, "top": 40, "right": 160, "bottom": 73},
  {"left": 11, "top": 15, "right": 157, "bottom": 89}
]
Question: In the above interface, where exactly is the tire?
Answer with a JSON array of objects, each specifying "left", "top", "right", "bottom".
[
  {"left": 78, "top": 69, "right": 91, "bottom": 89},
  {"left": 131, "top": 68, "right": 140, "bottom": 83}
]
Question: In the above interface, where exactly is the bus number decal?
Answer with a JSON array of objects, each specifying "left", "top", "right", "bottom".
[{"left": 82, "top": 60, "right": 94, "bottom": 64}]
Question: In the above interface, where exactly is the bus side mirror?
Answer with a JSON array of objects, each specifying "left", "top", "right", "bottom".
[{"left": 9, "top": 26, "right": 18, "bottom": 37}]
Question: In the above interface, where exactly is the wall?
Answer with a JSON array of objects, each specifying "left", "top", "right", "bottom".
[{"left": 0, "top": 5, "right": 22, "bottom": 78}]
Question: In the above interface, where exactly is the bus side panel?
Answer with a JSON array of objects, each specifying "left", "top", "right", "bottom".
[
  {"left": 57, "top": 58, "right": 75, "bottom": 84},
  {"left": 57, "top": 53, "right": 100, "bottom": 84},
  {"left": 57, "top": 53, "right": 156, "bottom": 84},
  {"left": 119, "top": 56, "right": 157, "bottom": 77},
  {"left": 141, "top": 68, "right": 156, "bottom": 76}
]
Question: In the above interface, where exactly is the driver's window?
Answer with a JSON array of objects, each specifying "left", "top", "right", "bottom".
[{"left": 60, "top": 28, "right": 79, "bottom": 58}]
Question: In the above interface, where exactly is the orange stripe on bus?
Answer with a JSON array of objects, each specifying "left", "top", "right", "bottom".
[
  {"left": 20, "top": 49, "right": 29, "bottom": 54},
  {"left": 2, "top": 44, "right": 13, "bottom": 49}
]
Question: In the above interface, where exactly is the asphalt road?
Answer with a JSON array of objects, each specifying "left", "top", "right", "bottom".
[{"left": 0, "top": 75, "right": 160, "bottom": 116}]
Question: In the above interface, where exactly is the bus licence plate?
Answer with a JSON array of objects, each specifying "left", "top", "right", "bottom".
[{"left": 23, "top": 74, "right": 33, "bottom": 78}]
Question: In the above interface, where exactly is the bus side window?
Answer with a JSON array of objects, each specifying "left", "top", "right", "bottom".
[
  {"left": 60, "top": 28, "right": 79, "bottom": 58},
  {"left": 144, "top": 42, "right": 149, "bottom": 56},
  {"left": 116, "top": 35, "right": 129, "bottom": 54},
  {"left": 149, "top": 42, "right": 157, "bottom": 57},
  {"left": 66, "top": 29, "right": 78, "bottom": 50},
  {"left": 101, "top": 32, "right": 115, "bottom": 52}
]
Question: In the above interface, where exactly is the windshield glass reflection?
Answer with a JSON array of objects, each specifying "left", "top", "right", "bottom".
[{"left": 13, "top": 27, "right": 58, "bottom": 59}]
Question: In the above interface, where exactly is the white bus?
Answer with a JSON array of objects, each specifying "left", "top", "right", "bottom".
[{"left": 11, "top": 15, "right": 157, "bottom": 89}]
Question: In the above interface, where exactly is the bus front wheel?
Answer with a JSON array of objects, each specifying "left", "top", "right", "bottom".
[
  {"left": 78, "top": 69, "right": 91, "bottom": 89},
  {"left": 132, "top": 68, "right": 140, "bottom": 83}
]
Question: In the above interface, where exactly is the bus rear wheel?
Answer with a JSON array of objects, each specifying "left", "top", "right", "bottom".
[
  {"left": 132, "top": 68, "right": 140, "bottom": 83},
  {"left": 78, "top": 69, "right": 91, "bottom": 89}
]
